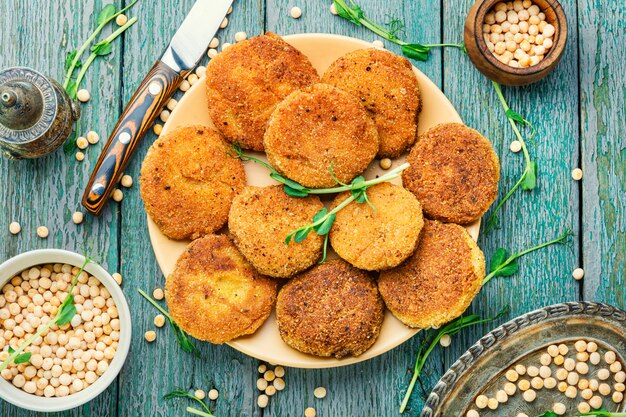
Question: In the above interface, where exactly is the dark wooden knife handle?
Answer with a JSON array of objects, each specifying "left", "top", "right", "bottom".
[{"left": 82, "top": 60, "right": 183, "bottom": 215}]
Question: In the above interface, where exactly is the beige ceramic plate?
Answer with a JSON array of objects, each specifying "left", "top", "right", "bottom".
[{"left": 147, "top": 33, "right": 480, "bottom": 368}]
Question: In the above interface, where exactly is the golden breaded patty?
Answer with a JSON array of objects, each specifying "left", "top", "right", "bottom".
[
  {"left": 329, "top": 182, "right": 424, "bottom": 271},
  {"left": 402, "top": 123, "right": 500, "bottom": 224},
  {"left": 264, "top": 83, "right": 379, "bottom": 188},
  {"left": 228, "top": 185, "right": 324, "bottom": 278},
  {"left": 205, "top": 32, "right": 319, "bottom": 151},
  {"left": 378, "top": 220, "right": 485, "bottom": 329},
  {"left": 165, "top": 234, "right": 277, "bottom": 344},
  {"left": 322, "top": 48, "right": 421, "bottom": 158},
  {"left": 140, "top": 125, "right": 246, "bottom": 240},
  {"left": 276, "top": 260, "right": 384, "bottom": 358}
]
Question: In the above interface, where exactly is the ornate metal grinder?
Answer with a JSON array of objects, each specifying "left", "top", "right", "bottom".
[{"left": 0, "top": 67, "right": 80, "bottom": 159}]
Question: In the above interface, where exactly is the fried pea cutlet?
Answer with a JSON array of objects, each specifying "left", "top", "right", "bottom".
[
  {"left": 401, "top": 123, "right": 500, "bottom": 225},
  {"left": 165, "top": 234, "right": 277, "bottom": 344},
  {"left": 264, "top": 83, "right": 379, "bottom": 188},
  {"left": 140, "top": 125, "right": 246, "bottom": 240},
  {"left": 378, "top": 220, "right": 485, "bottom": 329},
  {"left": 276, "top": 260, "right": 384, "bottom": 358},
  {"left": 228, "top": 185, "right": 324, "bottom": 278},
  {"left": 329, "top": 182, "right": 424, "bottom": 271},
  {"left": 322, "top": 48, "right": 421, "bottom": 158},
  {"left": 205, "top": 32, "right": 320, "bottom": 151}
]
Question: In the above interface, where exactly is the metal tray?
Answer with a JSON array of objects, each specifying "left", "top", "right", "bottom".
[{"left": 422, "top": 302, "right": 626, "bottom": 417}]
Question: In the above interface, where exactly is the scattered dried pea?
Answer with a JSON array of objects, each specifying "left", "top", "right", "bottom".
[
  {"left": 475, "top": 394, "right": 489, "bottom": 409},
  {"left": 154, "top": 314, "right": 165, "bottom": 327},
  {"left": 257, "top": 378, "right": 268, "bottom": 391},
  {"left": 257, "top": 394, "right": 268, "bottom": 408},
  {"left": 77, "top": 89, "right": 91, "bottom": 102},
  {"left": 440, "top": 334, "right": 452, "bottom": 347},
  {"left": 379, "top": 158, "right": 392, "bottom": 170},
  {"left": 220, "top": 17, "right": 228, "bottom": 29},
  {"left": 116, "top": 14, "right": 128, "bottom": 26},
  {"left": 9, "top": 221, "right": 21, "bottom": 235},
  {"left": 266, "top": 385, "right": 276, "bottom": 396},
  {"left": 522, "top": 389, "right": 536, "bottom": 402},
  {"left": 313, "top": 386, "right": 327, "bottom": 399},
  {"left": 72, "top": 211, "right": 84, "bottom": 224},
  {"left": 208, "top": 389, "right": 219, "bottom": 400},
  {"left": 290, "top": 6, "right": 302, "bottom": 19},
  {"left": 571, "top": 168, "right": 583, "bottom": 181},
  {"left": 258, "top": 364, "right": 267, "bottom": 374},
  {"left": 274, "top": 378, "right": 285, "bottom": 391},
  {"left": 153, "top": 288, "right": 164, "bottom": 301},
  {"left": 195, "top": 389, "right": 205, "bottom": 400},
  {"left": 153, "top": 124, "right": 163, "bottom": 135},
  {"left": 77, "top": 136, "right": 89, "bottom": 149},
  {"left": 76, "top": 151, "right": 85, "bottom": 161},
  {"left": 578, "top": 401, "right": 591, "bottom": 413},
  {"left": 330, "top": 3, "right": 337, "bottom": 15},
  {"left": 121, "top": 175, "right": 133, "bottom": 188},
  {"left": 264, "top": 370, "right": 275, "bottom": 382},
  {"left": 275, "top": 366, "right": 285, "bottom": 378},
  {"left": 144, "top": 330, "right": 156, "bottom": 342},
  {"left": 304, "top": 407, "right": 316, "bottom": 417},
  {"left": 112, "top": 189, "right": 124, "bottom": 202},
  {"left": 372, "top": 39, "right": 384, "bottom": 48},
  {"left": 87, "top": 131, "right": 100, "bottom": 144},
  {"left": 487, "top": 397, "right": 499, "bottom": 410},
  {"left": 235, "top": 31, "right": 247, "bottom": 42},
  {"left": 37, "top": 226, "right": 49, "bottom": 238}
]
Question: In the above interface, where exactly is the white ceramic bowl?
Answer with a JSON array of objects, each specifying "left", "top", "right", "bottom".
[{"left": 0, "top": 249, "right": 131, "bottom": 412}]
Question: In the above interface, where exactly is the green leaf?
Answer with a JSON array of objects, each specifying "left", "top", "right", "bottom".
[
  {"left": 285, "top": 231, "right": 295, "bottom": 245},
  {"left": 351, "top": 175, "right": 365, "bottom": 188},
  {"left": 270, "top": 173, "right": 306, "bottom": 191},
  {"left": 312, "top": 208, "right": 328, "bottom": 223},
  {"left": 352, "top": 189, "right": 367, "bottom": 203},
  {"left": 66, "top": 81, "right": 78, "bottom": 99},
  {"left": 8, "top": 346, "right": 14, "bottom": 354},
  {"left": 505, "top": 108, "right": 525, "bottom": 124},
  {"left": 97, "top": 4, "right": 116, "bottom": 25},
  {"left": 522, "top": 161, "right": 537, "bottom": 191},
  {"left": 14, "top": 352, "right": 31, "bottom": 365},
  {"left": 283, "top": 186, "right": 309, "bottom": 198},
  {"left": 294, "top": 228, "right": 311, "bottom": 243},
  {"left": 56, "top": 298, "right": 76, "bottom": 326},
  {"left": 535, "top": 412, "right": 558, "bottom": 417},
  {"left": 314, "top": 213, "right": 336, "bottom": 236},
  {"left": 401, "top": 44, "right": 431, "bottom": 61},
  {"left": 333, "top": 0, "right": 363, "bottom": 25},
  {"left": 489, "top": 248, "right": 508, "bottom": 272},
  {"left": 91, "top": 42, "right": 113, "bottom": 56},
  {"left": 65, "top": 50, "right": 77, "bottom": 72},
  {"left": 496, "top": 261, "right": 519, "bottom": 277}
]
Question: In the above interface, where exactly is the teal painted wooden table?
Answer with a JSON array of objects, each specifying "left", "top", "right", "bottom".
[{"left": 0, "top": 0, "right": 624, "bottom": 416}]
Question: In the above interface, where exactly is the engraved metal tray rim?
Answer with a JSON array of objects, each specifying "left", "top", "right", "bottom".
[{"left": 421, "top": 301, "right": 626, "bottom": 417}]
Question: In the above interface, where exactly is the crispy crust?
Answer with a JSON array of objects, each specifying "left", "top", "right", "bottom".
[
  {"left": 276, "top": 260, "right": 384, "bottom": 358},
  {"left": 205, "top": 32, "right": 319, "bottom": 151},
  {"left": 322, "top": 48, "right": 421, "bottom": 158},
  {"left": 264, "top": 83, "right": 379, "bottom": 188},
  {"left": 329, "top": 183, "right": 424, "bottom": 271},
  {"left": 378, "top": 220, "right": 485, "bottom": 329},
  {"left": 165, "top": 235, "right": 277, "bottom": 344},
  {"left": 139, "top": 125, "right": 246, "bottom": 240},
  {"left": 402, "top": 123, "right": 500, "bottom": 224},
  {"left": 228, "top": 185, "right": 324, "bottom": 278}
]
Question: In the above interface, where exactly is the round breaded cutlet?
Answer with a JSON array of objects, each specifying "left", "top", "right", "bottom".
[
  {"left": 329, "top": 182, "right": 424, "bottom": 271},
  {"left": 322, "top": 48, "right": 421, "bottom": 158},
  {"left": 140, "top": 125, "right": 246, "bottom": 240},
  {"left": 264, "top": 83, "right": 379, "bottom": 188},
  {"left": 378, "top": 220, "right": 485, "bottom": 329},
  {"left": 228, "top": 185, "right": 324, "bottom": 278},
  {"left": 276, "top": 260, "right": 384, "bottom": 358},
  {"left": 165, "top": 234, "right": 277, "bottom": 344},
  {"left": 205, "top": 32, "right": 319, "bottom": 151},
  {"left": 402, "top": 123, "right": 500, "bottom": 224}
]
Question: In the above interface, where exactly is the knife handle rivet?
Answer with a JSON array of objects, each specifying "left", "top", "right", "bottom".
[
  {"left": 91, "top": 183, "right": 106, "bottom": 196},
  {"left": 119, "top": 132, "right": 131, "bottom": 144},
  {"left": 149, "top": 82, "right": 162, "bottom": 95}
]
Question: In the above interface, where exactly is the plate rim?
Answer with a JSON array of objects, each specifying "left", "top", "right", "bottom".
[{"left": 420, "top": 301, "right": 626, "bottom": 416}]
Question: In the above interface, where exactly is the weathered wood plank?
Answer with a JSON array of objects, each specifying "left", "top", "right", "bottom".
[
  {"left": 441, "top": 0, "right": 581, "bottom": 411},
  {"left": 264, "top": 1, "right": 444, "bottom": 416},
  {"left": 117, "top": 0, "right": 265, "bottom": 416},
  {"left": 0, "top": 0, "right": 122, "bottom": 416},
  {"left": 579, "top": 0, "right": 626, "bottom": 308}
]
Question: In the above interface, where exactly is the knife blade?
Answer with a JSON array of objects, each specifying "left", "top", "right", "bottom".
[{"left": 82, "top": 0, "right": 233, "bottom": 216}]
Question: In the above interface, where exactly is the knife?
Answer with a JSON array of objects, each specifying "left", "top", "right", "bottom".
[{"left": 82, "top": 0, "right": 233, "bottom": 216}]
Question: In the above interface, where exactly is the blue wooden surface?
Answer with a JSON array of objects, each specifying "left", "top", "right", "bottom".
[{"left": 0, "top": 0, "right": 624, "bottom": 416}]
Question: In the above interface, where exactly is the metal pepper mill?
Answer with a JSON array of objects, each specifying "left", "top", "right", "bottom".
[{"left": 0, "top": 67, "right": 80, "bottom": 159}]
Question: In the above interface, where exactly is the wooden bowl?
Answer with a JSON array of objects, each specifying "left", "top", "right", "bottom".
[{"left": 464, "top": 0, "right": 568, "bottom": 86}]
